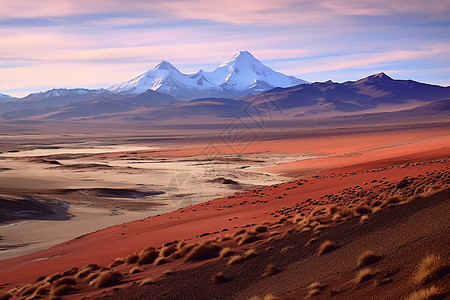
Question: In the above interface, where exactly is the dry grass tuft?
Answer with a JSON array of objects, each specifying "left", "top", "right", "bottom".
[
  {"left": 382, "top": 196, "right": 400, "bottom": 208},
  {"left": 405, "top": 286, "right": 444, "bottom": 300},
  {"left": 31, "top": 284, "right": 51, "bottom": 297},
  {"left": 305, "top": 237, "right": 318, "bottom": 246},
  {"left": 254, "top": 225, "right": 268, "bottom": 233},
  {"left": 212, "top": 272, "right": 229, "bottom": 284},
  {"left": 308, "top": 288, "right": 321, "bottom": 297},
  {"left": 243, "top": 249, "right": 258, "bottom": 259},
  {"left": 309, "top": 281, "right": 325, "bottom": 290},
  {"left": 357, "top": 250, "right": 382, "bottom": 267},
  {"left": 317, "top": 240, "right": 338, "bottom": 256},
  {"left": 360, "top": 215, "right": 369, "bottom": 224},
  {"left": 228, "top": 255, "right": 244, "bottom": 265},
  {"left": 140, "top": 277, "right": 153, "bottom": 286},
  {"left": 16, "top": 284, "right": 38, "bottom": 297},
  {"left": 236, "top": 232, "right": 258, "bottom": 245},
  {"left": 90, "top": 271, "right": 122, "bottom": 288},
  {"left": 160, "top": 244, "right": 178, "bottom": 257},
  {"left": 354, "top": 205, "right": 372, "bottom": 215},
  {"left": 50, "top": 284, "right": 77, "bottom": 297},
  {"left": 171, "top": 242, "right": 198, "bottom": 259},
  {"left": 154, "top": 257, "right": 169, "bottom": 266},
  {"left": 185, "top": 241, "right": 221, "bottom": 262},
  {"left": 0, "top": 292, "right": 12, "bottom": 300},
  {"left": 109, "top": 258, "right": 125, "bottom": 268},
  {"left": 129, "top": 267, "right": 142, "bottom": 274},
  {"left": 52, "top": 276, "right": 76, "bottom": 287},
  {"left": 137, "top": 248, "right": 159, "bottom": 265},
  {"left": 263, "top": 264, "right": 281, "bottom": 277},
  {"left": 234, "top": 229, "right": 246, "bottom": 236},
  {"left": 355, "top": 268, "right": 377, "bottom": 283},
  {"left": 219, "top": 247, "right": 234, "bottom": 258},
  {"left": 62, "top": 267, "right": 79, "bottom": 277},
  {"left": 125, "top": 253, "right": 139, "bottom": 264},
  {"left": 413, "top": 254, "right": 449, "bottom": 285},
  {"left": 46, "top": 273, "right": 63, "bottom": 283}
]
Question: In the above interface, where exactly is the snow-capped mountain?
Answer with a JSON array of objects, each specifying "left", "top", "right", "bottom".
[
  {"left": 109, "top": 61, "right": 221, "bottom": 100},
  {"left": 202, "top": 51, "right": 306, "bottom": 91},
  {"left": 109, "top": 51, "right": 307, "bottom": 99},
  {"left": 0, "top": 93, "right": 16, "bottom": 101}
]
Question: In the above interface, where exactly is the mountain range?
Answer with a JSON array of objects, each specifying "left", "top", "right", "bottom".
[
  {"left": 108, "top": 51, "right": 307, "bottom": 99},
  {"left": 0, "top": 72, "right": 449, "bottom": 126}
]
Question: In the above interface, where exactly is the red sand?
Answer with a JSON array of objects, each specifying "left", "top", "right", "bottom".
[{"left": 0, "top": 127, "right": 449, "bottom": 289}]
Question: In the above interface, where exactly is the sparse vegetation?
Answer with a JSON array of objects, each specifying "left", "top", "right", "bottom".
[
  {"left": 262, "top": 264, "right": 281, "bottom": 277},
  {"left": 254, "top": 225, "right": 268, "bottom": 233},
  {"left": 405, "top": 286, "right": 444, "bottom": 300},
  {"left": 228, "top": 255, "right": 244, "bottom": 265},
  {"left": 219, "top": 247, "right": 234, "bottom": 258},
  {"left": 154, "top": 256, "right": 169, "bottom": 265},
  {"left": 50, "top": 284, "right": 76, "bottom": 297},
  {"left": 413, "top": 254, "right": 448, "bottom": 285},
  {"left": 185, "top": 241, "right": 221, "bottom": 262},
  {"left": 354, "top": 205, "right": 372, "bottom": 215},
  {"left": 140, "top": 277, "right": 153, "bottom": 286},
  {"left": 109, "top": 257, "right": 125, "bottom": 268},
  {"left": 236, "top": 232, "right": 258, "bottom": 245},
  {"left": 137, "top": 248, "right": 159, "bottom": 265},
  {"left": 357, "top": 250, "right": 381, "bottom": 267},
  {"left": 212, "top": 272, "right": 228, "bottom": 284},
  {"left": 317, "top": 240, "right": 338, "bottom": 256},
  {"left": 355, "top": 268, "right": 376, "bottom": 283},
  {"left": 0, "top": 292, "right": 12, "bottom": 300},
  {"left": 90, "top": 271, "right": 122, "bottom": 288},
  {"left": 53, "top": 276, "right": 76, "bottom": 287},
  {"left": 129, "top": 267, "right": 142, "bottom": 274},
  {"left": 125, "top": 253, "right": 139, "bottom": 264},
  {"left": 360, "top": 215, "right": 369, "bottom": 224}
]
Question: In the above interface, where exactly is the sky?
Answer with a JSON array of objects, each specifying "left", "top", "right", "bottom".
[{"left": 1, "top": 0, "right": 449, "bottom": 97}]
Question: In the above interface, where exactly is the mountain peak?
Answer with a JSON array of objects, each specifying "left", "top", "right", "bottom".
[
  {"left": 370, "top": 72, "right": 393, "bottom": 80},
  {"left": 155, "top": 60, "right": 177, "bottom": 70}
]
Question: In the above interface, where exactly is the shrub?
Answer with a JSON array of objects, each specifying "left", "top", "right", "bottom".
[
  {"left": 16, "top": 284, "right": 37, "bottom": 296},
  {"left": 109, "top": 258, "right": 125, "bottom": 268},
  {"left": 53, "top": 277, "right": 76, "bottom": 287},
  {"left": 317, "top": 241, "right": 338, "bottom": 256},
  {"left": 154, "top": 257, "right": 169, "bottom": 266},
  {"left": 262, "top": 264, "right": 280, "bottom": 277},
  {"left": 212, "top": 272, "right": 228, "bottom": 284},
  {"left": 140, "top": 277, "right": 153, "bottom": 286},
  {"left": 219, "top": 247, "right": 234, "bottom": 258},
  {"left": 228, "top": 255, "right": 244, "bottom": 265},
  {"left": 129, "top": 267, "right": 142, "bottom": 274},
  {"left": 405, "top": 286, "right": 443, "bottom": 300},
  {"left": 357, "top": 250, "right": 381, "bottom": 267},
  {"left": 125, "top": 254, "right": 139, "bottom": 264},
  {"left": 137, "top": 248, "right": 159, "bottom": 265},
  {"left": 62, "top": 267, "right": 79, "bottom": 276},
  {"left": 90, "top": 271, "right": 122, "bottom": 288},
  {"left": 254, "top": 225, "right": 268, "bottom": 233},
  {"left": 0, "top": 292, "right": 12, "bottom": 300},
  {"left": 160, "top": 244, "right": 178, "bottom": 257},
  {"left": 354, "top": 205, "right": 372, "bottom": 215},
  {"left": 243, "top": 249, "right": 258, "bottom": 259},
  {"left": 32, "top": 284, "right": 51, "bottom": 297},
  {"left": 413, "top": 254, "right": 448, "bottom": 285},
  {"left": 46, "top": 273, "right": 63, "bottom": 283},
  {"left": 50, "top": 284, "right": 76, "bottom": 297},
  {"left": 185, "top": 241, "right": 221, "bottom": 262},
  {"left": 172, "top": 243, "right": 198, "bottom": 259},
  {"left": 355, "top": 268, "right": 376, "bottom": 283},
  {"left": 236, "top": 232, "right": 258, "bottom": 245}
]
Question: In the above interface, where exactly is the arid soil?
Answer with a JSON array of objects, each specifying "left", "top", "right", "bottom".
[{"left": 0, "top": 124, "right": 448, "bottom": 300}]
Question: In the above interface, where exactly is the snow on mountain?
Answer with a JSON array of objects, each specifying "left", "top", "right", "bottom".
[
  {"left": 0, "top": 93, "right": 16, "bottom": 101},
  {"left": 109, "top": 51, "right": 307, "bottom": 99},
  {"left": 24, "top": 88, "right": 108, "bottom": 100},
  {"left": 109, "top": 61, "right": 221, "bottom": 99},
  {"left": 202, "top": 51, "right": 306, "bottom": 91}
]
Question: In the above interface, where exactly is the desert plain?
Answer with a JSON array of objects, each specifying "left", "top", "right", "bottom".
[{"left": 0, "top": 121, "right": 448, "bottom": 300}]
